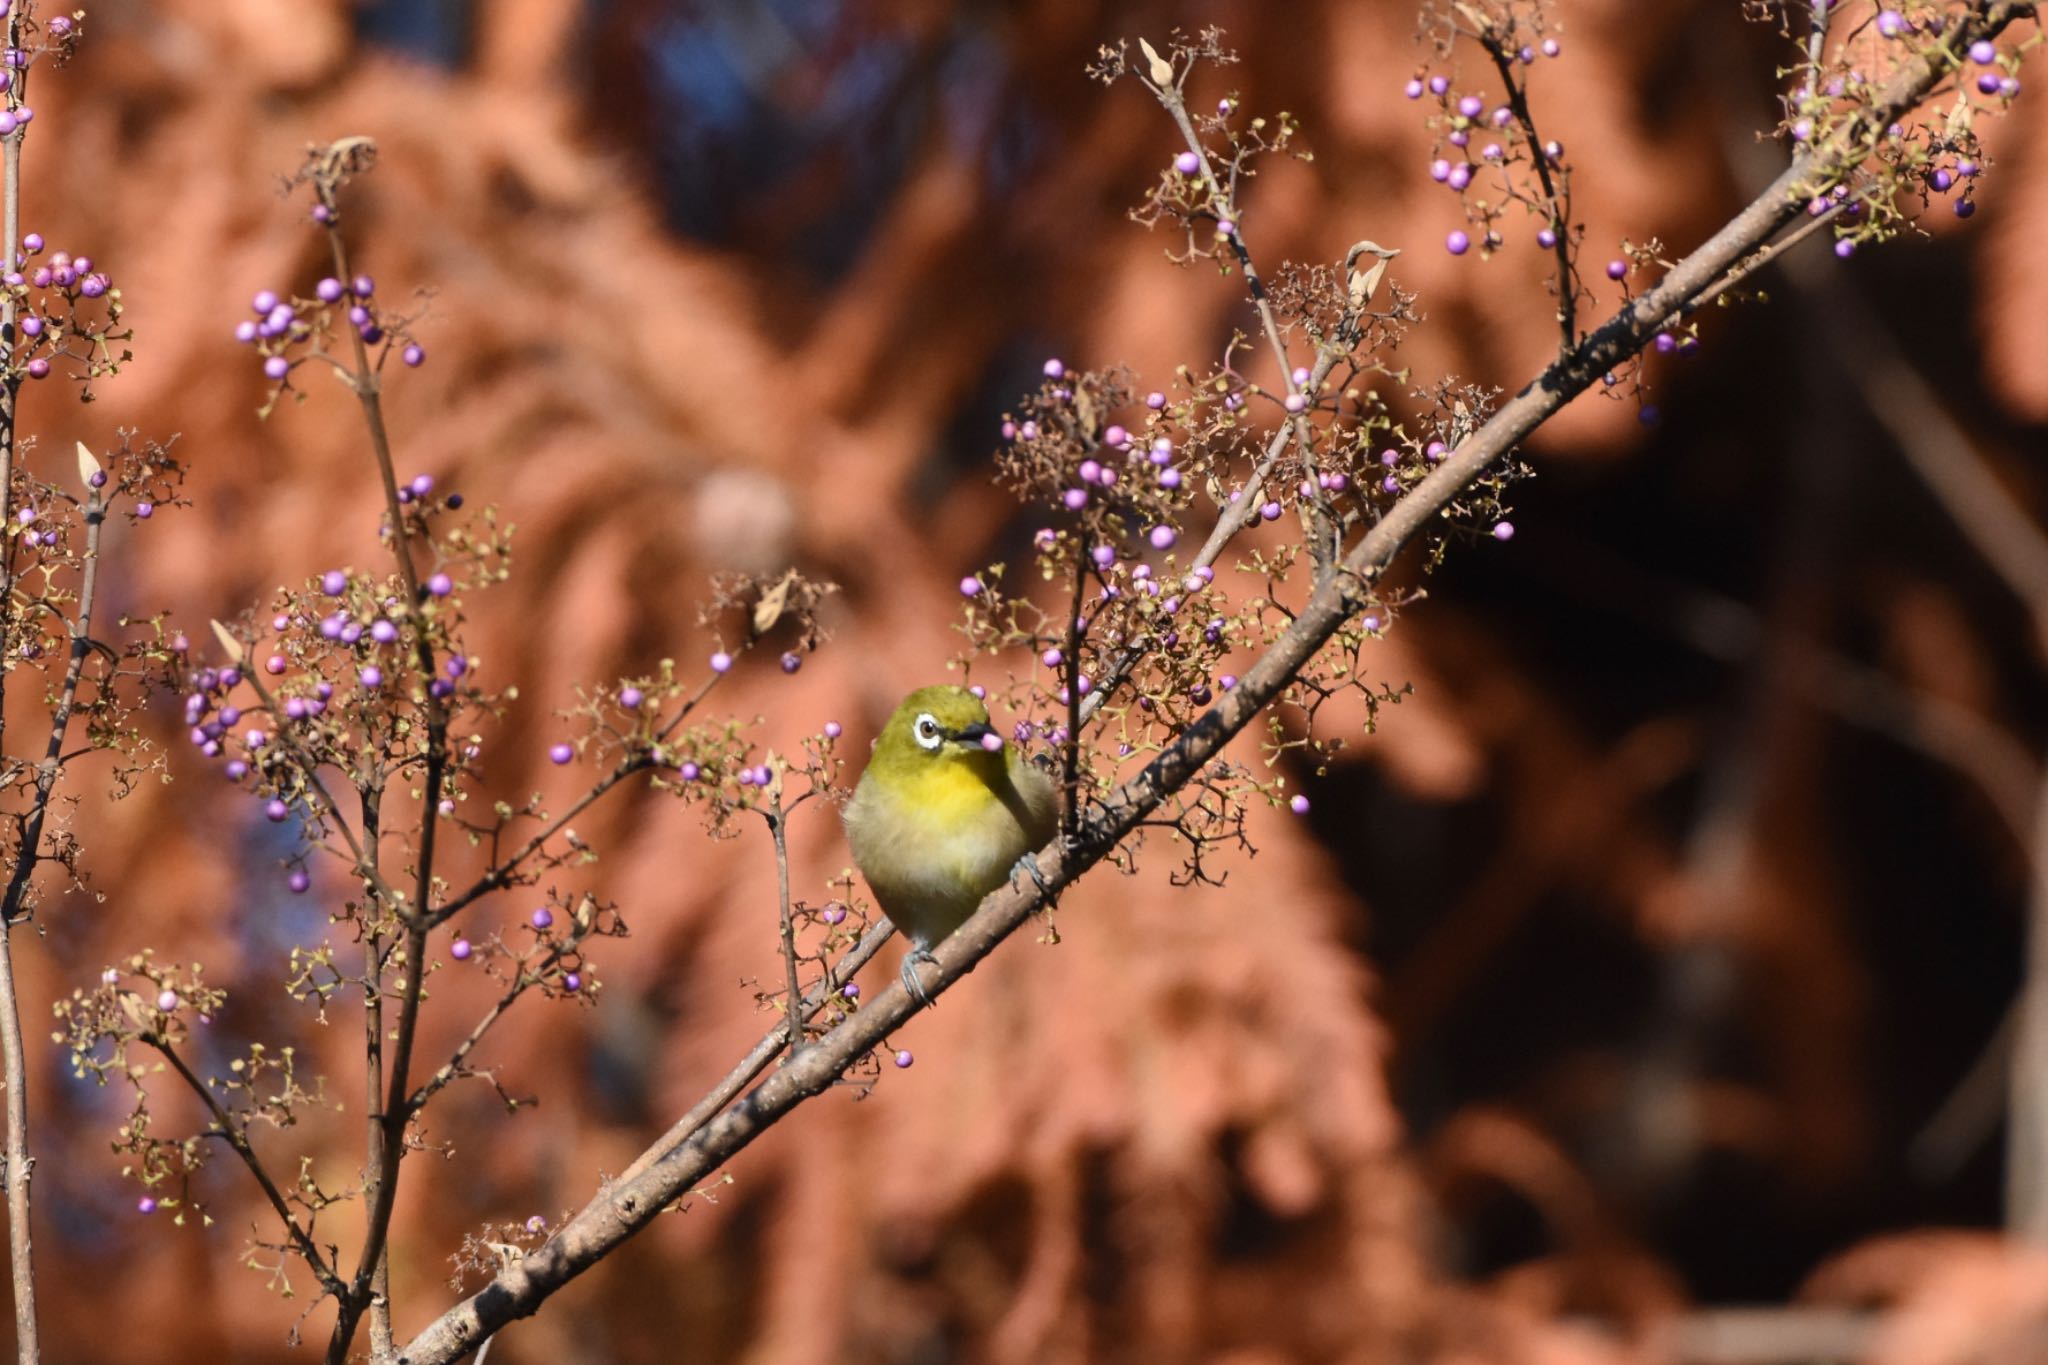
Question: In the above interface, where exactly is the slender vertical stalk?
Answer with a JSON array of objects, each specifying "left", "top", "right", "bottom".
[
  {"left": 1061, "top": 533, "right": 1087, "bottom": 841},
  {"left": 313, "top": 189, "right": 448, "bottom": 1365},
  {"left": 1481, "top": 36, "right": 1577, "bottom": 352},
  {"left": 0, "top": 930, "right": 34, "bottom": 1365},
  {"left": 0, "top": 11, "right": 42, "bottom": 1357},
  {"left": 358, "top": 792, "right": 391, "bottom": 1364},
  {"left": 767, "top": 804, "right": 804, "bottom": 1061}
]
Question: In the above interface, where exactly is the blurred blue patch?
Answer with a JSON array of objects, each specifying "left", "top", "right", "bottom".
[
  {"left": 635, "top": 0, "right": 1043, "bottom": 283},
  {"left": 359, "top": 0, "right": 469, "bottom": 67}
]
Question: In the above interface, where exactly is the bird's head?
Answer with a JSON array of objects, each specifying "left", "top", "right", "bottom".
[{"left": 871, "top": 685, "right": 1006, "bottom": 777}]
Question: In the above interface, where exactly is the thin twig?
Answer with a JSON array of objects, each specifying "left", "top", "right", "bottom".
[
  {"left": 1482, "top": 33, "right": 1577, "bottom": 351},
  {"left": 1062, "top": 531, "right": 1087, "bottom": 839},
  {"left": 1153, "top": 80, "right": 1338, "bottom": 570},
  {"left": 145, "top": 1038, "right": 345, "bottom": 1298},
  {"left": 609, "top": 924, "right": 893, "bottom": 1190},
  {"left": 311, "top": 205, "right": 447, "bottom": 1365},
  {"left": 766, "top": 803, "right": 804, "bottom": 1061},
  {"left": 423, "top": 670, "right": 729, "bottom": 931},
  {"left": 405, "top": 975, "right": 532, "bottom": 1114},
  {"left": 0, "top": 19, "right": 39, "bottom": 1357}
]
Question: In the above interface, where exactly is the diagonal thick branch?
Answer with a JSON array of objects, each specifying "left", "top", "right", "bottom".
[{"left": 396, "top": 8, "right": 2033, "bottom": 1359}]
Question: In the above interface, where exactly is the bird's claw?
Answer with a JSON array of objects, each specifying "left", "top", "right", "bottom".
[
  {"left": 900, "top": 945, "right": 939, "bottom": 1009},
  {"left": 1009, "top": 850, "right": 1054, "bottom": 901}
]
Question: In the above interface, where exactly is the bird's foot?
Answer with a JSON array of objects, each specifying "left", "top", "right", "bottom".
[
  {"left": 900, "top": 945, "right": 939, "bottom": 1008},
  {"left": 1009, "top": 850, "right": 1055, "bottom": 903}
]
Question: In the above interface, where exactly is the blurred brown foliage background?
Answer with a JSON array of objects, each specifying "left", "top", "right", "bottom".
[{"left": 2, "top": 0, "right": 2045, "bottom": 1360}]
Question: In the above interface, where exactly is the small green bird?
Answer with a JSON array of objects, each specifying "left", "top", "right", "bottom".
[{"left": 844, "top": 685, "right": 1059, "bottom": 1005}]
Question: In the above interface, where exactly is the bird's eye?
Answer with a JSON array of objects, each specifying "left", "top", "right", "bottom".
[{"left": 913, "top": 714, "right": 942, "bottom": 750}]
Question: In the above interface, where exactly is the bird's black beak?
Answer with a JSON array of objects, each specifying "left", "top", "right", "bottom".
[{"left": 952, "top": 722, "right": 996, "bottom": 746}]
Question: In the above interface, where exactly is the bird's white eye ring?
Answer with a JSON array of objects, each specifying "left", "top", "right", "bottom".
[{"left": 913, "top": 714, "right": 942, "bottom": 750}]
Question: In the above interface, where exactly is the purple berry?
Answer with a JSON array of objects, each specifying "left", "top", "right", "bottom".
[
  {"left": 531, "top": 907, "right": 554, "bottom": 929},
  {"left": 780, "top": 650, "right": 802, "bottom": 674},
  {"left": 265, "top": 798, "right": 288, "bottom": 822},
  {"left": 450, "top": 938, "right": 472, "bottom": 961},
  {"left": 288, "top": 870, "right": 311, "bottom": 894},
  {"left": 548, "top": 742, "right": 573, "bottom": 765},
  {"left": 402, "top": 344, "right": 425, "bottom": 367},
  {"left": 1289, "top": 794, "right": 1310, "bottom": 815},
  {"left": 137, "top": 1197, "right": 157, "bottom": 1215},
  {"left": 1492, "top": 521, "right": 1515, "bottom": 541},
  {"left": 562, "top": 972, "right": 582, "bottom": 992},
  {"left": 352, "top": 274, "right": 375, "bottom": 298},
  {"left": 619, "top": 686, "right": 644, "bottom": 710},
  {"left": 959, "top": 576, "right": 982, "bottom": 597},
  {"left": 893, "top": 1050, "right": 914, "bottom": 1068},
  {"left": 1446, "top": 230, "right": 1471, "bottom": 255},
  {"left": 132, "top": 499, "right": 152, "bottom": 518},
  {"left": 710, "top": 650, "right": 732, "bottom": 673},
  {"left": 1173, "top": 151, "right": 1199, "bottom": 175}
]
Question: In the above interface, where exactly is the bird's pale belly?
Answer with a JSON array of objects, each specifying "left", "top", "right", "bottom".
[{"left": 844, "top": 775, "right": 1035, "bottom": 947}]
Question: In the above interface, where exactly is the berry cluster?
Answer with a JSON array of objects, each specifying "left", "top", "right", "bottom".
[
  {"left": 235, "top": 269, "right": 425, "bottom": 413},
  {"left": 1776, "top": 3, "right": 2009, "bottom": 251},
  {"left": 185, "top": 480, "right": 502, "bottom": 898},
  {"left": 1410, "top": 1, "right": 1570, "bottom": 263},
  {"left": 4, "top": 232, "right": 131, "bottom": 393}
]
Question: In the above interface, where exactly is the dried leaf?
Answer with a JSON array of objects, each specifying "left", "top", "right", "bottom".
[
  {"left": 1074, "top": 385, "right": 1100, "bottom": 440},
  {"left": 1345, "top": 241, "right": 1400, "bottom": 312},
  {"left": 75, "top": 440, "right": 101, "bottom": 489},
  {"left": 752, "top": 569, "right": 798, "bottom": 637}
]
